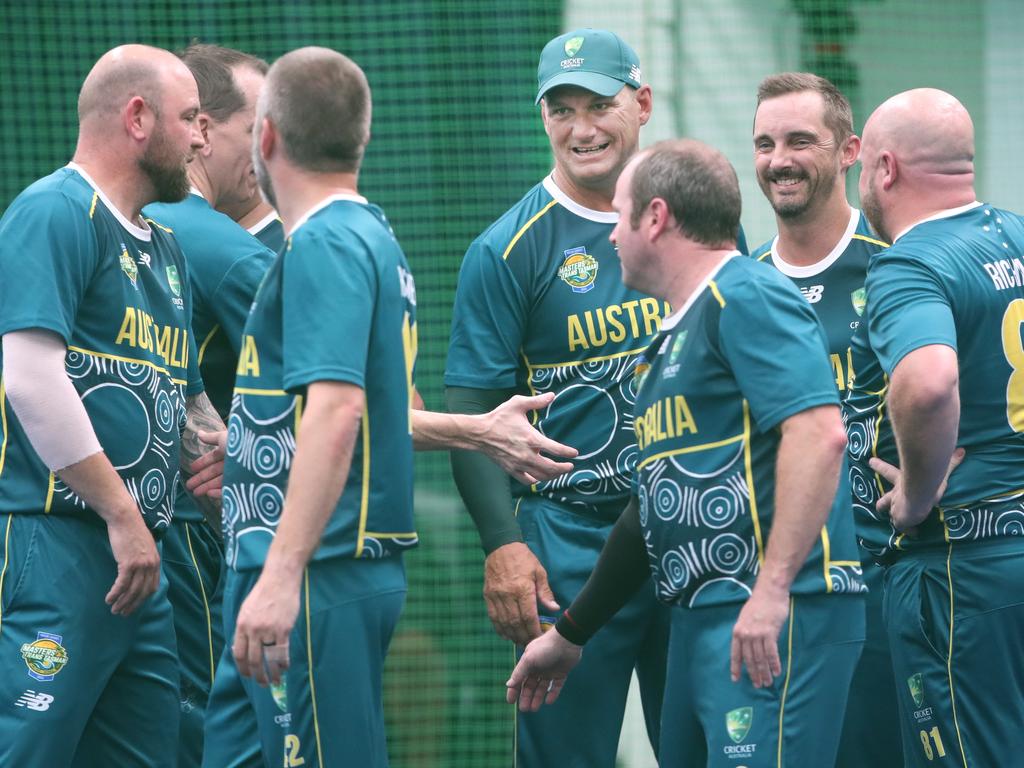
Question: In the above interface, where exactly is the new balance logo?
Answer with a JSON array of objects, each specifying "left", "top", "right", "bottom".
[
  {"left": 800, "top": 285, "right": 825, "bottom": 304},
  {"left": 15, "top": 690, "right": 54, "bottom": 711}
]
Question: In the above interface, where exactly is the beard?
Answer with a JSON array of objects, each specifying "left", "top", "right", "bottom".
[
  {"left": 860, "top": 177, "right": 890, "bottom": 243},
  {"left": 138, "top": 124, "right": 191, "bottom": 204},
  {"left": 253, "top": 145, "right": 277, "bottom": 210}
]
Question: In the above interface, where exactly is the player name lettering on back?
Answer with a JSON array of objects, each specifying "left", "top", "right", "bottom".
[
  {"left": 635, "top": 395, "right": 698, "bottom": 451},
  {"left": 982, "top": 258, "right": 1024, "bottom": 291},
  {"left": 114, "top": 307, "right": 190, "bottom": 369},
  {"left": 567, "top": 298, "right": 670, "bottom": 352}
]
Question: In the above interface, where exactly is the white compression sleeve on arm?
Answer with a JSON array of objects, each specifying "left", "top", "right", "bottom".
[{"left": 3, "top": 329, "right": 103, "bottom": 471}]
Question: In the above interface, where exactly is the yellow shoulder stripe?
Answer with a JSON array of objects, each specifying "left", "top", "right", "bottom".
[
  {"left": 88, "top": 192, "right": 98, "bottom": 219},
  {"left": 145, "top": 217, "right": 174, "bottom": 234},
  {"left": 709, "top": 280, "right": 726, "bottom": 308},
  {"left": 502, "top": 200, "right": 558, "bottom": 261},
  {"left": 756, "top": 251, "right": 771, "bottom": 262},
  {"left": 852, "top": 233, "right": 889, "bottom": 248}
]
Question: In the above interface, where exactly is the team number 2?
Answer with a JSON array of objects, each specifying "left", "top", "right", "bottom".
[
  {"left": 1001, "top": 299, "right": 1024, "bottom": 432},
  {"left": 284, "top": 735, "right": 305, "bottom": 766}
]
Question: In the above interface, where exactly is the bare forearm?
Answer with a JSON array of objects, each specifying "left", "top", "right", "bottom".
[
  {"left": 412, "top": 409, "right": 489, "bottom": 451},
  {"left": 57, "top": 452, "right": 139, "bottom": 524},
  {"left": 760, "top": 406, "right": 846, "bottom": 592},
  {"left": 889, "top": 349, "right": 959, "bottom": 511},
  {"left": 263, "top": 383, "right": 363, "bottom": 578},
  {"left": 181, "top": 392, "right": 226, "bottom": 523}
]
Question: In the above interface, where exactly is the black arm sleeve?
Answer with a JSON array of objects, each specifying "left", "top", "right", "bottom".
[
  {"left": 446, "top": 385, "right": 524, "bottom": 554},
  {"left": 555, "top": 498, "right": 650, "bottom": 645}
]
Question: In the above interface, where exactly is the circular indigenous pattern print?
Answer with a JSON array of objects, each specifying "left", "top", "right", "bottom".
[
  {"left": 660, "top": 549, "right": 690, "bottom": 590},
  {"left": 697, "top": 485, "right": 741, "bottom": 529},
  {"left": 707, "top": 533, "right": 749, "bottom": 575},
  {"left": 252, "top": 435, "right": 287, "bottom": 479},
  {"left": 653, "top": 477, "right": 682, "bottom": 522},
  {"left": 252, "top": 483, "right": 284, "bottom": 527},
  {"left": 140, "top": 468, "right": 166, "bottom": 510}
]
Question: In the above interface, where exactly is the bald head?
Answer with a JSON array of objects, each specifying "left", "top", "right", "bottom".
[
  {"left": 259, "top": 46, "right": 370, "bottom": 174},
  {"left": 78, "top": 45, "right": 194, "bottom": 123},
  {"left": 628, "top": 138, "right": 741, "bottom": 246},
  {"left": 862, "top": 88, "right": 974, "bottom": 175}
]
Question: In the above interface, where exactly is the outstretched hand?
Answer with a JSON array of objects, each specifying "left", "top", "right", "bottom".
[
  {"left": 505, "top": 628, "right": 582, "bottom": 712},
  {"left": 482, "top": 393, "right": 577, "bottom": 484}
]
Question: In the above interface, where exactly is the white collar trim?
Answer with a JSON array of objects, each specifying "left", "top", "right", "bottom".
[
  {"left": 660, "top": 251, "right": 740, "bottom": 331},
  {"left": 770, "top": 207, "right": 859, "bottom": 278},
  {"left": 247, "top": 210, "right": 280, "bottom": 236},
  {"left": 893, "top": 201, "right": 983, "bottom": 243},
  {"left": 67, "top": 162, "right": 151, "bottom": 241},
  {"left": 542, "top": 174, "right": 618, "bottom": 224},
  {"left": 189, "top": 186, "right": 207, "bottom": 202},
  {"left": 287, "top": 193, "right": 368, "bottom": 237}
]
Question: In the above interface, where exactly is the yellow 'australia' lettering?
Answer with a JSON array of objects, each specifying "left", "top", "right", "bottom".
[
  {"left": 831, "top": 347, "right": 855, "bottom": 391},
  {"left": 236, "top": 335, "right": 261, "bottom": 377},
  {"left": 636, "top": 395, "right": 698, "bottom": 450},
  {"left": 567, "top": 299, "right": 673, "bottom": 353},
  {"left": 115, "top": 307, "right": 189, "bottom": 369}
]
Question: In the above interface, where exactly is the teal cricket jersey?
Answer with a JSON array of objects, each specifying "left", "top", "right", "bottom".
[
  {"left": 0, "top": 164, "right": 202, "bottom": 533},
  {"left": 145, "top": 193, "right": 274, "bottom": 523},
  {"left": 221, "top": 195, "right": 418, "bottom": 571},
  {"left": 632, "top": 254, "right": 863, "bottom": 607},
  {"left": 847, "top": 202, "right": 1024, "bottom": 561},
  {"left": 146, "top": 193, "right": 275, "bottom": 420},
  {"left": 248, "top": 211, "right": 285, "bottom": 254},
  {"left": 445, "top": 175, "right": 672, "bottom": 520},
  {"left": 752, "top": 208, "right": 887, "bottom": 390}
]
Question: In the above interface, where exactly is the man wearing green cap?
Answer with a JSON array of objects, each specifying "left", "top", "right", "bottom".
[{"left": 446, "top": 28, "right": 671, "bottom": 766}]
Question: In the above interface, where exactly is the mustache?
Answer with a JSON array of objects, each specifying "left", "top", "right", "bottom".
[{"left": 764, "top": 169, "right": 808, "bottom": 182}]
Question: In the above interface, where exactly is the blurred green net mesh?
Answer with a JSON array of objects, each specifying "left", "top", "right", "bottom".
[{"left": 1, "top": 1, "right": 1020, "bottom": 766}]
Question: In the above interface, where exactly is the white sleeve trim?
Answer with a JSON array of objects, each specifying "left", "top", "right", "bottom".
[{"left": 3, "top": 329, "right": 103, "bottom": 471}]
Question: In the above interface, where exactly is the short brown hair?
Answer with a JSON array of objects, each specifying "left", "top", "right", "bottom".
[
  {"left": 179, "top": 43, "right": 268, "bottom": 122},
  {"left": 262, "top": 47, "right": 370, "bottom": 174},
  {"left": 756, "top": 72, "right": 853, "bottom": 143},
  {"left": 629, "top": 139, "right": 741, "bottom": 247}
]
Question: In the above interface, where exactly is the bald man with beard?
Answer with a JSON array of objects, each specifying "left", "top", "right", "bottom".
[
  {"left": 0, "top": 45, "right": 220, "bottom": 766},
  {"left": 844, "top": 88, "right": 1024, "bottom": 767}
]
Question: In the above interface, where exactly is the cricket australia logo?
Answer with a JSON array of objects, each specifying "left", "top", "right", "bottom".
[
  {"left": 561, "top": 36, "right": 584, "bottom": 69},
  {"left": 20, "top": 632, "right": 69, "bottom": 681},
  {"left": 908, "top": 673, "right": 925, "bottom": 709},
  {"left": 558, "top": 247, "right": 599, "bottom": 293},
  {"left": 166, "top": 265, "right": 181, "bottom": 297},
  {"left": 726, "top": 706, "right": 752, "bottom": 744},
  {"left": 851, "top": 287, "right": 866, "bottom": 316}
]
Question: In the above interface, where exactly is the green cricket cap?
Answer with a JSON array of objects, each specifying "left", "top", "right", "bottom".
[{"left": 536, "top": 28, "right": 643, "bottom": 104}]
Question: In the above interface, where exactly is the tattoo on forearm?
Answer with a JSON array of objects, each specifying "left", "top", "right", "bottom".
[{"left": 182, "top": 392, "right": 226, "bottom": 528}]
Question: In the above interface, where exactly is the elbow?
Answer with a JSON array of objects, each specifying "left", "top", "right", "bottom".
[
  {"left": 902, "top": 372, "right": 959, "bottom": 415},
  {"left": 821, "top": 420, "right": 848, "bottom": 463}
]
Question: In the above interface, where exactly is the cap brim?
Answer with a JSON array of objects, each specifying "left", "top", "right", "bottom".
[{"left": 535, "top": 72, "right": 628, "bottom": 104}]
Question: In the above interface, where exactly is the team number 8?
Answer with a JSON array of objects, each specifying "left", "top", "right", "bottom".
[{"left": 1002, "top": 299, "right": 1024, "bottom": 432}]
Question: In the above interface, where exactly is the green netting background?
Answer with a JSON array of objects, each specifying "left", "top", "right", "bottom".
[{"left": 1, "top": 1, "right": 1019, "bottom": 766}]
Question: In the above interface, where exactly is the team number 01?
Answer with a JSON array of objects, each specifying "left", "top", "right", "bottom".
[{"left": 919, "top": 726, "right": 947, "bottom": 761}]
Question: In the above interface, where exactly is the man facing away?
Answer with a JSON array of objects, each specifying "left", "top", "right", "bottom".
[{"left": 848, "top": 88, "right": 1024, "bottom": 767}]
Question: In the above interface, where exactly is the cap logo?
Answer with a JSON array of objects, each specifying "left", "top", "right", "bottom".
[
  {"left": 564, "top": 37, "right": 584, "bottom": 57},
  {"left": 629, "top": 64, "right": 642, "bottom": 83}
]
